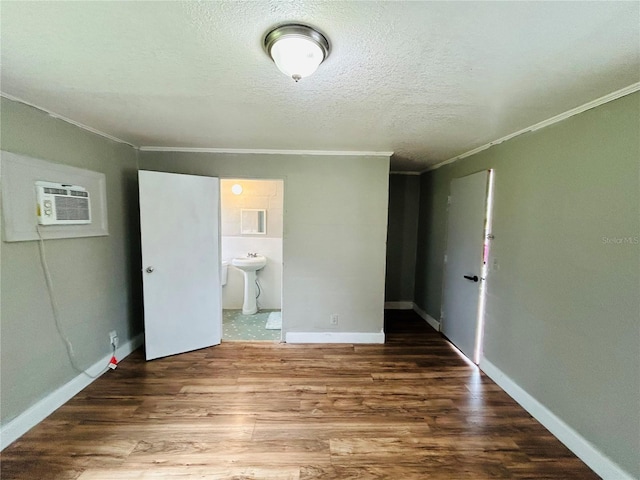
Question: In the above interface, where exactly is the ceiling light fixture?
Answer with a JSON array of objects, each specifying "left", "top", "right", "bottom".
[{"left": 263, "top": 24, "right": 330, "bottom": 82}]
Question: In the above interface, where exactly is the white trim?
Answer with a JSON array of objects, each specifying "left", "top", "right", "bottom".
[
  {"left": 285, "top": 331, "right": 385, "bottom": 344},
  {"left": 384, "top": 301, "right": 414, "bottom": 310},
  {"left": 423, "top": 82, "right": 640, "bottom": 173},
  {"left": 0, "top": 92, "right": 137, "bottom": 148},
  {"left": 0, "top": 93, "right": 392, "bottom": 159},
  {"left": 0, "top": 334, "right": 143, "bottom": 451},
  {"left": 138, "top": 146, "right": 393, "bottom": 157},
  {"left": 412, "top": 304, "right": 441, "bottom": 332},
  {"left": 480, "top": 358, "right": 635, "bottom": 480}
]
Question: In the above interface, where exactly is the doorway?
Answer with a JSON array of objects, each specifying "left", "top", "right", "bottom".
[{"left": 220, "top": 179, "right": 284, "bottom": 342}]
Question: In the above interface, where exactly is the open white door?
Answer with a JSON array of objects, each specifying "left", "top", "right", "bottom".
[
  {"left": 441, "top": 170, "right": 491, "bottom": 363},
  {"left": 139, "top": 170, "right": 221, "bottom": 360}
]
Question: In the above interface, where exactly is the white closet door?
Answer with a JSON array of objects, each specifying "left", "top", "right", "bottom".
[{"left": 139, "top": 170, "right": 221, "bottom": 360}]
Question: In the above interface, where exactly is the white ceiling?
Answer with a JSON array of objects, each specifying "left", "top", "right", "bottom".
[{"left": 2, "top": 1, "right": 639, "bottom": 172}]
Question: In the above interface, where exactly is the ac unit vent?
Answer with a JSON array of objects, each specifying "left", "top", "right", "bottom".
[
  {"left": 54, "top": 196, "right": 91, "bottom": 221},
  {"left": 44, "top": 187, "right": 67, "bottom": 195}
]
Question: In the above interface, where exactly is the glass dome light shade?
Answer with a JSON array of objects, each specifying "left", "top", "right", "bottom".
[
  {"left": 264, "top": 24, "right": 330, "bottom": 82},
  {"left": 270, "top": 36, "right": 324, "bottom": 81}
]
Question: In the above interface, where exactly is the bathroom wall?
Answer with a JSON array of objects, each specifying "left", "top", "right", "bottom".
[{"left": 220, "top": 179, "right": 283, "bottom": 310}]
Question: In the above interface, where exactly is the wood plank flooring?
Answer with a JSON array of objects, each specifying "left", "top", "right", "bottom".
[{"left": 1, "top": 310, "right": 600, "bottom": 479}]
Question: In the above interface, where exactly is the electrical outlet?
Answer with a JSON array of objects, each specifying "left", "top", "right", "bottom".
[
  {"left": 330, "top": 314, "right": 339, "bottom": 325},
  {"left": 109, "top": 330, "right": 118, "bottom": 348}
]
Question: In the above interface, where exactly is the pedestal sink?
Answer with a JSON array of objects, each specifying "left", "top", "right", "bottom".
[{"left": 231, "top": 254, "right": 267, "bottom": 315}]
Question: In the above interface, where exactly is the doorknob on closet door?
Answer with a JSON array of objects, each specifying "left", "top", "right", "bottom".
[
  {"left": 463, "top": 275, "right": 479, "bottom": 282},
  {"left": 146, "top": 266, "right": 155, "bottom": 273}
]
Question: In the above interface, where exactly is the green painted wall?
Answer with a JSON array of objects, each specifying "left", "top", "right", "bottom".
[
  {"left": 139, "top": 151, "right": 390, "bottom": 338},
  {"left": 0, "top": 98, "right": 141, "bottom": 425},
  {"left": 414, "top": 92, "right": 640, "bottom": 477},
  {"left": 385, "top": 174, "right": 420, "bottom": 303}
]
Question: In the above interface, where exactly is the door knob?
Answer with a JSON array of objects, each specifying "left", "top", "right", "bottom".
[
  {"left": 146, "top": 266, "right": 155, "bottom": 273},
  {"left": 463, "top": 275, "right": 479, "bottom": 282}
]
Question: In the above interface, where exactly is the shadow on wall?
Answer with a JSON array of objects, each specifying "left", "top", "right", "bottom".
[{"left": 125, "top": 173, "right": 144, "bottom": 334}]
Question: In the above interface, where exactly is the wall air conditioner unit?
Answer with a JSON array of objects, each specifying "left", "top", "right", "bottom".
[{"left": 35, "top": 181, "right": 92, "bottom": 225}]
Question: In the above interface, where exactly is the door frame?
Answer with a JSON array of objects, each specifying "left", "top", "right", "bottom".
[{"left": 473, "top": 169, "right": 495, "bottom": 364}]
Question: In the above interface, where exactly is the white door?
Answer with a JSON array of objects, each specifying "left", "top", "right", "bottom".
[
  {"left": 441, "top": 170, "right": 490, "bottom": 363},
  {"left": 139, "top": 170, "right": 221, "bottom": 360}
]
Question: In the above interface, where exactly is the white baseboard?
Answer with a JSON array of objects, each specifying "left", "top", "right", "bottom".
[
  {"left": 286, "top": 331, "right": 385, "bottom": 344},
  {"left": 412, "top": 304, "right": 441, "bottom": 332},
  {"left": 480, "top": 358, "right": 635, "bottom": 480},
  {"left": 0, "top": 333, "right": 143, "bottom": 451},
  {"left": 384, "top": 301, "right": 414, "bottom": 310}
]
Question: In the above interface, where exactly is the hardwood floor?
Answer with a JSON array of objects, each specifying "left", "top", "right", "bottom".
[{"left": 1, "top": 310, "right": 600, "bottom": 479}]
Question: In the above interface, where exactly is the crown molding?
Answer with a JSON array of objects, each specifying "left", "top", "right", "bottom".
[
  {"left": 1, "top": 93, "right": 393, "bottom": 159},
  {"left": 422, "top": 82, "right": 640, "bottom": 173},
  {"left": 138, "top": 146, "right": 393, "bottom": 157},
  {"left": 0, "top": 92, "right": 137, "bottom": 148},
  {"left": 7, "top": 79, "right": 636, "bottom": 172},
  {"left": 0, "top": 94, "right": 391, "bottom": 159}
]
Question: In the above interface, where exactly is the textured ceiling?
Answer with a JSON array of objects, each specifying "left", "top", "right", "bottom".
[{"left": 1, "top": 1, "right": 639, "bottom": 171}]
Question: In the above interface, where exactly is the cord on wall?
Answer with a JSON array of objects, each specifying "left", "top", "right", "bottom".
[{"left": 36, "top": 225, "right": 110, "bottom": 379}]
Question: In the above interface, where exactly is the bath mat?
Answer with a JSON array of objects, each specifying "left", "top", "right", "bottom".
[{"left": 265, "top": 311, "right": 282, "bottom": 330}]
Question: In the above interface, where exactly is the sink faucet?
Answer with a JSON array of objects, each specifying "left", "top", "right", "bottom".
[{"left": 248, "top": 252, "right": 258, "bottom": 258}]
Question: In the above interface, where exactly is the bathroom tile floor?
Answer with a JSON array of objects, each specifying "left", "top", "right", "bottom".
[{"left": 222, "top": 309, "right": 282, "bottom": 342}]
